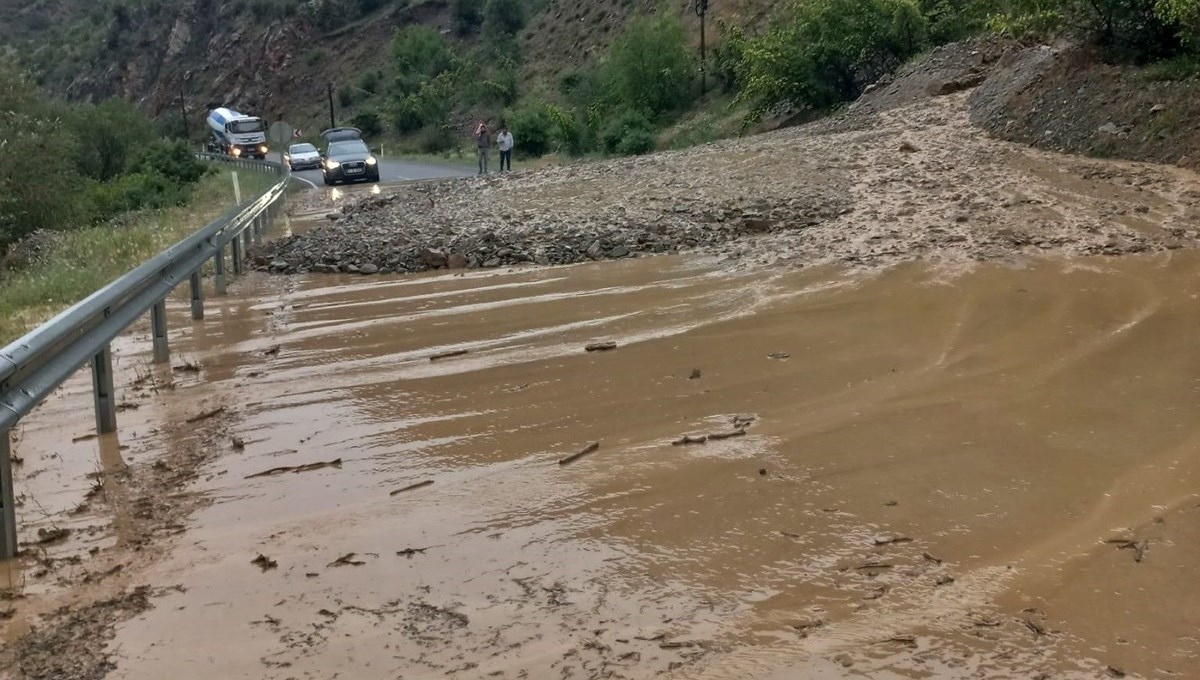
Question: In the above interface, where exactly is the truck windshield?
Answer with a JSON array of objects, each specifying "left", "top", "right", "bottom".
[{"left": 229, "top": 120, "right": 264, "bottom": 134}]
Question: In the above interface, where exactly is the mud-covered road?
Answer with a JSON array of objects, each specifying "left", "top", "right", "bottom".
[
  {"left": 5, "top": 240, "right": 1200, "bottom": 679},
  {"left": 5, "top": 65, "right": 1200, "bottom": 678}
]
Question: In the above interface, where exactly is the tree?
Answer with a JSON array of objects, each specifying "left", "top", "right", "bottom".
[
  {"left": 453, "top": 0, "right": 484, "bottom": 34},
  {"left": 67, "top": 99, "right": 155, "bottom": 183},
  {"left": 605, "top": 13, "right": 696, "bottom": 118},
  {"left": 391, "top": 26, "right": 456, "bottom": 95},
  {"left": 483, "top": 0, "right": 526, "bottom": 37}
]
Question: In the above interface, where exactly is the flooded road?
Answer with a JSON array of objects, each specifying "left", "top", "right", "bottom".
[{"left": 6, "top": 243, "right": 1199, "bottom": 678}]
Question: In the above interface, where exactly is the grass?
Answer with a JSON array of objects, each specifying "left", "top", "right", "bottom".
[
  {"left": 0, "top": 167, "right": 280, "bottom": 345},
  {"left": 1139, "top": 54, "right": 1200, "bottom": 82}
]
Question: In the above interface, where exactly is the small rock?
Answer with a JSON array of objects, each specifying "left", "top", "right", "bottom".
[
  {"left": 326, "top": 212, "right": 344, "bottom": 221},
  {"left": 269, "top": 259, "right": 289, "bottom": 271},
  {"left": 609, "top": 245, "right": 630, "bottom": 258},
  {"left": 585, "top": 241, "right": 603, "bottom": 259},
  {"left": 898, "top": 141, "right": 919, "bottom": 153},
  {"left": 447, "top": 253, "right": 468, "bottom": 269},
  {"left": 483, "top": 257, "right": 501, "bottom": 268},
  {"left": 422, "top": 249, "right": 448, "bottom": 268},
  {"left": 1098, "top": 122, "right": 1122, "bottom": 135},
  {"left": 1150, "top": 103, "right": 1166, "bottom": 114},
  {"left": 358, "top": 264, "right": 380, "bottom": 275}
]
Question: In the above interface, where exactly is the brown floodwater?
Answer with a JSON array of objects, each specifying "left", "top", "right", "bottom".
[{"left": 5, "top": 248, "right": 1200, "bottom": 679}]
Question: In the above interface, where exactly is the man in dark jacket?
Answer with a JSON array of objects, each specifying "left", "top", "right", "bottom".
[{"left": 475, "top": 122, "right": 491, "bottom": 175}]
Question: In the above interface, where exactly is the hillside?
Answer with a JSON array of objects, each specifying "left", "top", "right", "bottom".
[{"left": 0, "top": 0, "right": 713, "bottom": 137}]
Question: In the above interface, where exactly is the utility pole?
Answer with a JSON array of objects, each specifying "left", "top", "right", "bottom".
[
  {"left": 694, "top": 0, "right": 709, "bottom": 97},
  {"left": 327, "top": 83, "right": 336, "bottom": 129},
  {"left": 179, "top": 87, "right": 190, "bottom": 141}
]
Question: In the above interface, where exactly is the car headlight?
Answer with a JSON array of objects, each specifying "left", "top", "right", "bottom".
[
  {"left": 366, "top": 156, "right": 377, "bottom": 166},
  {"left": 259, "top": 145, "right": 268, "bottom": 153},
  {"left": 325, "top": 159, "right": 340, "bottom": 169},
  {"left": 231, "top": 147, "right": 242, "bottom": 157}
]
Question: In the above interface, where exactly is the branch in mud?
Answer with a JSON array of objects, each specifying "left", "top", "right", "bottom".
[
  {"left": 245, "top": 458, "right": 343, "bottom": 479},
  {"left": 390, "top": 480, "right": 434, "bottom": 495},
  {"left": 558, "top": 442, "right": 600, "bottom": 465}
]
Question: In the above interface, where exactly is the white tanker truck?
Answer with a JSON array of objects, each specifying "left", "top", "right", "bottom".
[{"left": 206, "top": 108, "right": 268, "bottom": 159}]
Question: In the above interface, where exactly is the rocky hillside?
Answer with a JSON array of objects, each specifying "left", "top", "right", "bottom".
[{"left": 0, "top": 0, "right": 713, "bottom": 134}]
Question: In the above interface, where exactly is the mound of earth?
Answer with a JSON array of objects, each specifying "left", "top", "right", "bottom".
[{"left": 969, "top": 43, "right": 1200, "bottom": 169}]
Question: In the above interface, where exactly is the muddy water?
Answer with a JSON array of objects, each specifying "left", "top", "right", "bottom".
[{"left": 8, "top": 250, "right": 1200, "bottom": 679}]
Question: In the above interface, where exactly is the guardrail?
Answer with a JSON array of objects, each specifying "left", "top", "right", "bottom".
[{"left": 0, "top": 158, "right": 289, "bottom": 558}]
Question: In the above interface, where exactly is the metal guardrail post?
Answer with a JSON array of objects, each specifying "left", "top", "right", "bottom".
[
  {"left": 243, "top": 224, "right": 253, "bottom": 254},
  {"left": 214, "top": 244, "right": 227, "bottom": 296},
  {"left": 151, "top": 300, "right": 169, "bottom": 364},
  {"left": 232, "top": 233, "right": 244, "bottom": 275},
  {"left": 1, "top": 428, "right": 16, "bottom": 559},
  {"left": 92, "top": 345, "right": 117, "bottom": 434},
  {"left": 254, "top": 215, "right": 263, "bottom": 245},
  {"left": 189, "top": 272, "right": 205, "bottom": 321}
]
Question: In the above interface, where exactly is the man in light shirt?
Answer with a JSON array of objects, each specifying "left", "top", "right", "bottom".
[{"left": 496, "top": 124, "right": 514, "bottom": 172}]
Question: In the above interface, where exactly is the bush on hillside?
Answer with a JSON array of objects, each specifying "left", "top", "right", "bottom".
[
  {"left": 453, "top": 0, "right": 484, "bottom": 34},
  {"left": 391, "top": 26, "right": 457, "bottom": 96},
  {"left": 67, "top": 98, "right": 154, "bottom": 182},
  {"left": 605, "top": 13, "right": 696, "bottom": 118},
  {"left": 133, "top": 140, "right": 209, "bottom": 187},
  {"left": 601, "top": 109, "right": 655, "bottom": 154},
  {"left": 505, "top": 101, "right": 555, "bottom": 156},
  {"left": 351, "top": 110, "right": 385, "bottom": 137},
  {"left": 484, "top": 0, "right": 526, "bottom": 37},
  {"left": 732, "top": 0, "right": 931, "bottom": 119}
]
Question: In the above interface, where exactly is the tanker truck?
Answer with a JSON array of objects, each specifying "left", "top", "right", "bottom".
[{"left": 206, "top": 108, "right": 268, "bottom": 159}]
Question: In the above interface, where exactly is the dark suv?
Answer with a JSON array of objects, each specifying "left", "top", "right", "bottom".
[{"left": 320, "top": 127, "right": 380, "bottom": 186}]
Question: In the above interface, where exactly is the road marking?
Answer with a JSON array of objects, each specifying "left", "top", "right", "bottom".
[{"left": 290, "top": 174, "right": 319, "bottom": 189}]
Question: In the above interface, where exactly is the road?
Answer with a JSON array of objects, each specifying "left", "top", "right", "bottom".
[{"left": 288, "top": 157, "right": 473, "bottom": 189}]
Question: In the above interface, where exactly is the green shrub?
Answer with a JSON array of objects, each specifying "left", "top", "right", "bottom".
[
  {"left": 357, "top": 69, "right": 383, "bottom": 95},
  {"left": 338, "top": 85, "right": 356, "bottom": 108},
  {"left": 505, "top": 101, "right": 555, "bottom": 156},
  {"left": 733, "top": 0, "right": 931, "bottom": 119},
  {"left": 417, "top": 125, "right": 455, "bottom": 153},
  {"left": 616, "top": 127, "right": 656, "bottom": 155},
  {"left": 67, "top": 99, "right": 154, "bottom": 182},
  {"left": 351, "top": 110, "right": 385, "bottom": 137},
  {"left": 453, "top": 0, "right": 484, "bottom": 33},
  {"left": 601, "top": 109, "right": 655, "bottom": 154},
  {"left": 604, "top": 13, "right": 696, "bottom": 118},
  {"left": 134, "top": 140, "right": 209, "bottom": 186},
  {"left": 483, "top": 0, "right": 526, "bottom": 36}
]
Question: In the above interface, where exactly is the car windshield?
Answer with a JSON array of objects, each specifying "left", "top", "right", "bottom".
[
  {"left": 229, "top": 119, "right": 264, "bottom": 134},
  {"left": 289, "top": 143, "right": 317, "bottom": 154},
  {"left": 329, "top": 141, "right": 369, "bottom": 156}
]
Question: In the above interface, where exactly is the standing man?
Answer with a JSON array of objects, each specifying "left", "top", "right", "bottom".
[
  {"left": 475, "top": 121, "right": 491, "bottom": 175},
  {"left": 497, "top": 123, "right": 514, "bottom": 172}
]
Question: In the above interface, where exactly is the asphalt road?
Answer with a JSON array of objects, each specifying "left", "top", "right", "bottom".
[{"left": 288, "top": 157, "right": 473, "bottom": 189}]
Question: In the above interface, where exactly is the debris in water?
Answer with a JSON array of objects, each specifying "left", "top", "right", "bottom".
[
  {"left": 880, "top": 635, "right": 918, "bottom": 648},
  {"left": 390, "top": 480, "right": 435, "bottom": 496},
  {"left": 430, "top": 349, "right": 469, "bottom": 361},
  {"left": 251, "top": 554, "right": 278, "bottom": 571},
  {"left": 934, "top": 574, "right": 955, "bottom": 587},
  {"left": 672, "top": 435, "right": 708, "bottom": 446},
  {"left": 246, "top": 458, "right": 343, "bottom": 479},
  {"left": 767, "top": 352, "right": 791, "bottom": 359},
  {"left": 585, "top": 342, "right": 618, "bottom": 352},
  {"left": 1106, "top": 666, "right": 1127, "bottom": 678},
  {"left": 71, "top": 433, "right": 98, "bottom": 443},
  {"left": 873, "top": 536, "right": 914, "bottom": 546},
  {"left": 922, "top": 552, "right": 943, "bottom": 565},
  {"left": 173, "top": 361, "right": 202, "bottom": 373},
  {"left": 559, "top": 441, "right": 601, "bottom": 465},
  {"left": 185, "top": 407, "right": 226, "bottom": 424},
  {"left": 658, "top": 641, "right": 697, "bottom": 649},
  {"left": 35, "top": 527, "right": 70, "bottom": 545},
  {"left": 688, "top": 368, "right": 702, "bottom": 379},
  {"left": 863, "top": 586, "right": 888, "bottom": 600},
  {"left": 232, "top": 437, "right": 246, "bottom": 451},
  {"left": 899, "top": 141, "right": 919, "bottom": 153},
  {"left": 1105, "top": 538, "right": 1147, "bottom": 563},
  {"left": 263, "top": 345, "right": 281, "bottom": 356},
  {"left": 396, "top": 547, "right": 429, "bottom": 558},
  {"left": 1023, "top": 619, "right": 1049, "bottom": 638},
  {"left": 328, "top": 553, "right": 366, "bottom": 567},
  {"left": 707, "top": 429, "right": 746, "bottom": 441},
  {"left": 733, "top": 415, "right": 757, "bottom": 428},
  {"left": 855, "top": 562, "right": 894, "bottom": 572},
  {"left": 759, "top": 468, "right": 768, "bottom": 476},
  {"left": 884, "top": 500, "right": 899, "bottom": 506}
]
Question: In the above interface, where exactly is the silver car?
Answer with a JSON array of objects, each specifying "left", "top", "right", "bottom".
[{"left": 285, "top": 143, "right": 322, "bottom": 171}]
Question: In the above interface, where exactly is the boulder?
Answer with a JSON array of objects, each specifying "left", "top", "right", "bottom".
[
  {"left": 447, "top": 253, "right": 468, "bottom": 269},
  {"left": 421, "top": 249, "right": 448, "bottom": 269}
]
